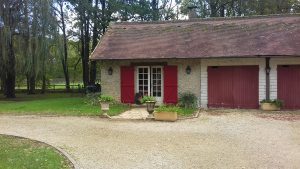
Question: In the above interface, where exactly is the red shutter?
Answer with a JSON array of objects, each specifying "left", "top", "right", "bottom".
[
  {"left": 164, "top": 65, "right": 178, "bottom": 104},
  {"left": 121, "top": 66, "right": 135, "bottom": 103}
]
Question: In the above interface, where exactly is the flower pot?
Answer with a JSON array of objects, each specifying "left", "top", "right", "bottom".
[
  {"left": 154, "top": 112, "right": 177, "bottom": 122},
  {"left": 260, "top": 103, "right": 280, "bottom": 111},
  {"left": 100, "top": 102, "right": 110, "bottom": 111},
  {"left": 146, "top": 101, "right": 156, "bottom": 114}
]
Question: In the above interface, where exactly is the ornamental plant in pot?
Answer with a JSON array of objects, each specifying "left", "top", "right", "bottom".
[
  {"left": 142, "top": 96, "right": 156, "bottom": 114},
  {"left": 260, "top": 99, "right": 283, "bottom": 111},
  {"left": 99, "top": 95, "right": 114, "bottom": 111},
  {"left": 154, "top": 105, "right": 178, "bottom": 122}
]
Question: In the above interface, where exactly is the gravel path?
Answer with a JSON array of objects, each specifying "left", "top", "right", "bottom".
[
  {"left": 0, "top": 113, "right": 299, "bottom": 169},
  {"left": 111, "top": 108, "right": 149, "bottom": 120}
]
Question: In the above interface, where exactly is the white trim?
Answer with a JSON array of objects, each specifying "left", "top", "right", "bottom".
[
  {"left": 200, "top": 58, "right": 266, "bottom": 108},
  {"left": 135, "top": 66, "right": 164, "bottom": 103},
  {"left": 151, "top": 66, "right": 164, "bottom": 103},
  {"left": 269, "top": 57, "right": 300, "bottom": 100},
  {"left": 136, "top": 66, "right": 150, "bottom": 96}
]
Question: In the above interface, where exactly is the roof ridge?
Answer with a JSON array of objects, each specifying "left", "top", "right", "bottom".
[{"left": 112, "top": 13, "right": 300, "bottom": 25}]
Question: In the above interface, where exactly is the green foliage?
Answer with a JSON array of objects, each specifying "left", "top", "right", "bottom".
[
  {"left": 260, "top": 99, "right": 284, "bottom": 108},
  {"left": 180, "top": 0, "right": 300, "bottom": 18},
  {"left": 84, "top": 92, "right": 101, "bottom": 106},
  {"left": 99, "top": 95, "right": 114, "bottom": 102},
  {"left": 141, "top": 96, "right": 156, "bottom": 103},
  {"left": 179, "top": 92, "right": 198, "bottom": 108},
  {"left": 0, "top": 135, "right": 71, "bottom": 169},
  {"left": 155, "top": 105, "right": 196, "bottom": 116}
]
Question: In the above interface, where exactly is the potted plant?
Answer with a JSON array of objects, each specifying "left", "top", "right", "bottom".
[
  {"left": 260, "top": 99, "right": 283, "bottom": 111},
  {"left": 142, "top": 96, "right": 156, "bottom": 114},
  {"left": 154, "top": 105, "right": 178, "bottom": 122},
  {"left": 99, "top": 95, "right": 114, "bottom": 111}
]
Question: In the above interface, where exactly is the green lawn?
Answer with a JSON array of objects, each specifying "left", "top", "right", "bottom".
[
  {"left": 0, "top": 135, "right": 72, "bottom": 169},
  {"left": 0, "top": 93, "right": 130, "bottom": 116}
]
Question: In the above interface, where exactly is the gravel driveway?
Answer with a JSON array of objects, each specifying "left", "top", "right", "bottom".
[{"left": 0, "top": 112, "right": 299, "bottom": 169}]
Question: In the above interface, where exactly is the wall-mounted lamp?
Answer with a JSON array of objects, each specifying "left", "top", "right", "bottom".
[
  {"left": 265, "top": 67, "right": 271, "bottom": 74},
  {"left": 186, "top": 66, "right": 191, "bottom": 74},
  {"left": 108, "top": 67, "right": 113, "bottom": 75}
]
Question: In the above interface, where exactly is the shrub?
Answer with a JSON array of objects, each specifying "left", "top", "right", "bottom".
[
  {"left": 99, "top": 95, "right": 114, "bottom": 102},
  {"left": 179, "top": 92, "right": 198, "bottom": 108},
  {"left": 155, "top": 105, "right": 180, "bottom": 113},
  {"left": 141, "top": 96, "right": 156, "bottom": 103},
  {"left": 84, "top": 92, "right": 101, "bottom": 106},
  {"left": 260, "top": 99, "right": 284, "bottom": 108},
  {"left": 155, "top": 105, "right": 196, "bottom": 116}
]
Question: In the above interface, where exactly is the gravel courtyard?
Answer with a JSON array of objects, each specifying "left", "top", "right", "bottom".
[{"left": 0, "top": 112, "right": 299, "bottom": 169}]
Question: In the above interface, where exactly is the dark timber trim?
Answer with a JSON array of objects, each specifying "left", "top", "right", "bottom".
[
  {"left": 266, "top": 57, "right": 270, "bottom": 100},
  {"left": 130, "top": 62, "right": 168, "bottom": 66}
]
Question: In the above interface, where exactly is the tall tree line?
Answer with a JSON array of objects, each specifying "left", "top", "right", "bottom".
[{"left": 180, "top": 0, "right": 300, "bottom": 18}]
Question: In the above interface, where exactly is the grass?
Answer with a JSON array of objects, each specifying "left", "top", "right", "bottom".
[
  {"left": 0, "top": 135, "right": 72, "bottom": 169},
  {"left": 0, "top": 93, "right": 130, "bottom": 116},
  {"left": 155, "top": 105, "right": 197, "bottom": 117}
]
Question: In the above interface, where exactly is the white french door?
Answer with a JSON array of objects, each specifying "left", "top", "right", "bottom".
[{"left": 137, "top": 66, "right": 163, "bottom": 103}]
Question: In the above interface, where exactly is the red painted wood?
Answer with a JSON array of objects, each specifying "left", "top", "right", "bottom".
[
  {"left": 208, "top": 66, "right": 234, "bottom": 108},
  {"left": 233, "top": 66, "right": 259, "bottom": 109},
  {"left": 208, "top": 66, "right": 259, "bottom": 109},
  {"left": 278, "top": 65, "right": 300, "bottom": 109},
  {"left": 120, "top": 66, "right": 135, "bottom": 103},
  {"left": 163, "top": 66, "right": 178, "bottom": 104}
]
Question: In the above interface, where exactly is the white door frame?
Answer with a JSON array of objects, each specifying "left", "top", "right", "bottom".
[
  {"left": 136, "top": 66, "right": 163, "bottom": 103},
  {"left": 151, "top": 66, "right": 163, "bottom": 103}
]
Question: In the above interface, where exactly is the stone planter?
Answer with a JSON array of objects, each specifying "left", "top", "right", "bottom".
[
  {"left": 260, "top": 103, "right": 280, "bottom": 111},
  {"left": 100, "top": 102, "right": 110, "bottom": 111},
  {"left": 154, "top": 112, "right": 177, "bottom": 122},
  {"left": 146, "top": 101, "right": 156, "bottom": 114}
]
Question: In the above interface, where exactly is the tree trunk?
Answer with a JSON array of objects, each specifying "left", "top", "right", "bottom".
[
  {"left": 89, "top": 0, "right": 100, "bottom": 85},
  {"left": 41, "top": 75, "right": 46, "bottom": 94},
  {"left": 210, "top": 2, "right": 218, "bottom": 17},
  {"left": 59, "top": 2, "right": 70, "bottom": 91},
  {"left": 220, "top": 4, "right": 225, "bottom": 17},
  {"left": 5, "top": 38, "right": 16, "bottom": 98},
  {"left": 151, "top": 0, "right": 159, "bottom": 20}
]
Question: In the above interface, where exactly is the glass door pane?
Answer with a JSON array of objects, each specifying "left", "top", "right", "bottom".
[
  {"left": 137, "top": 67, "right": 150, "bottom": 96},
  {"left": 151, "top": 67, "right": 163, "bottom": 102}
]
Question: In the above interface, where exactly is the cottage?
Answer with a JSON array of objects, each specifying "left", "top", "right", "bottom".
[{"left": 90, "top": 14, "right": 300, "bottom": 109}]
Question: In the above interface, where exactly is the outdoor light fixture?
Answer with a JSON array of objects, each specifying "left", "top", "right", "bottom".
[
  {"left": 186, "top": 66, "right": 191, "bottom": 74},
  {"left": 265, "top": 67, "right": 271, "bottom": 74},
  {"left": 108, "top": 67, "right": 113, "bottom": 75}
]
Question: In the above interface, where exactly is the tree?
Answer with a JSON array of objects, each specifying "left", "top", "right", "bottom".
[
  {"left": 0, "top": 0, "right": 23, "bottom": 98},
  {"left": 54, "top": 0, "right": 71, "bottom": 90}
]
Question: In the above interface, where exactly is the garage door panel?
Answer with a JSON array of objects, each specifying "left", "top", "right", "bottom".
[
  {"left": 208, "top": 67, "right": 233, "bottom": 108},
  {"left": 233, "top": 66, "right": 259, "bottom": 109},
  {"left": 208, "top": 66, "right": 259, "bottom": 109},
  {"left": 278, "top": 65, "right": 300, "bottom": 109}
]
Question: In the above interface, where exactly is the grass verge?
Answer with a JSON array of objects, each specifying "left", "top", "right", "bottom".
[
  {"left": 0, "top": 93, "right": 130, "bottom": 116},
  {"left": 0, "top": 135, "right": 72, "bottom": 169}
]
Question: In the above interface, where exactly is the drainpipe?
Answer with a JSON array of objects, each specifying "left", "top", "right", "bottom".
[{"left": 265, "top": 57, "right": 271, "bottom": 100}]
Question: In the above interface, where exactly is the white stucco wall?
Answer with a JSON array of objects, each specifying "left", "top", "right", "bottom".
[
  {"left": 200, "top": 58, "right": 266, "bottom": 108},
  {"left": 99, "top": 59, "right": 201, "bottom": 103},
  {"left": 99, "top": 57, "right": 299, "bottom": 107},
  {"left": 269, "top": 57, "right": 300, "bottom": 100}
]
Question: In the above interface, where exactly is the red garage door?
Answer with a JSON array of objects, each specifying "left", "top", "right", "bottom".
[
  {"left": 208, "top": 66, "right": 259, "bottom": 109},
  {"left": 278, "top": 65, "right": 300, "bottom": 109}
]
